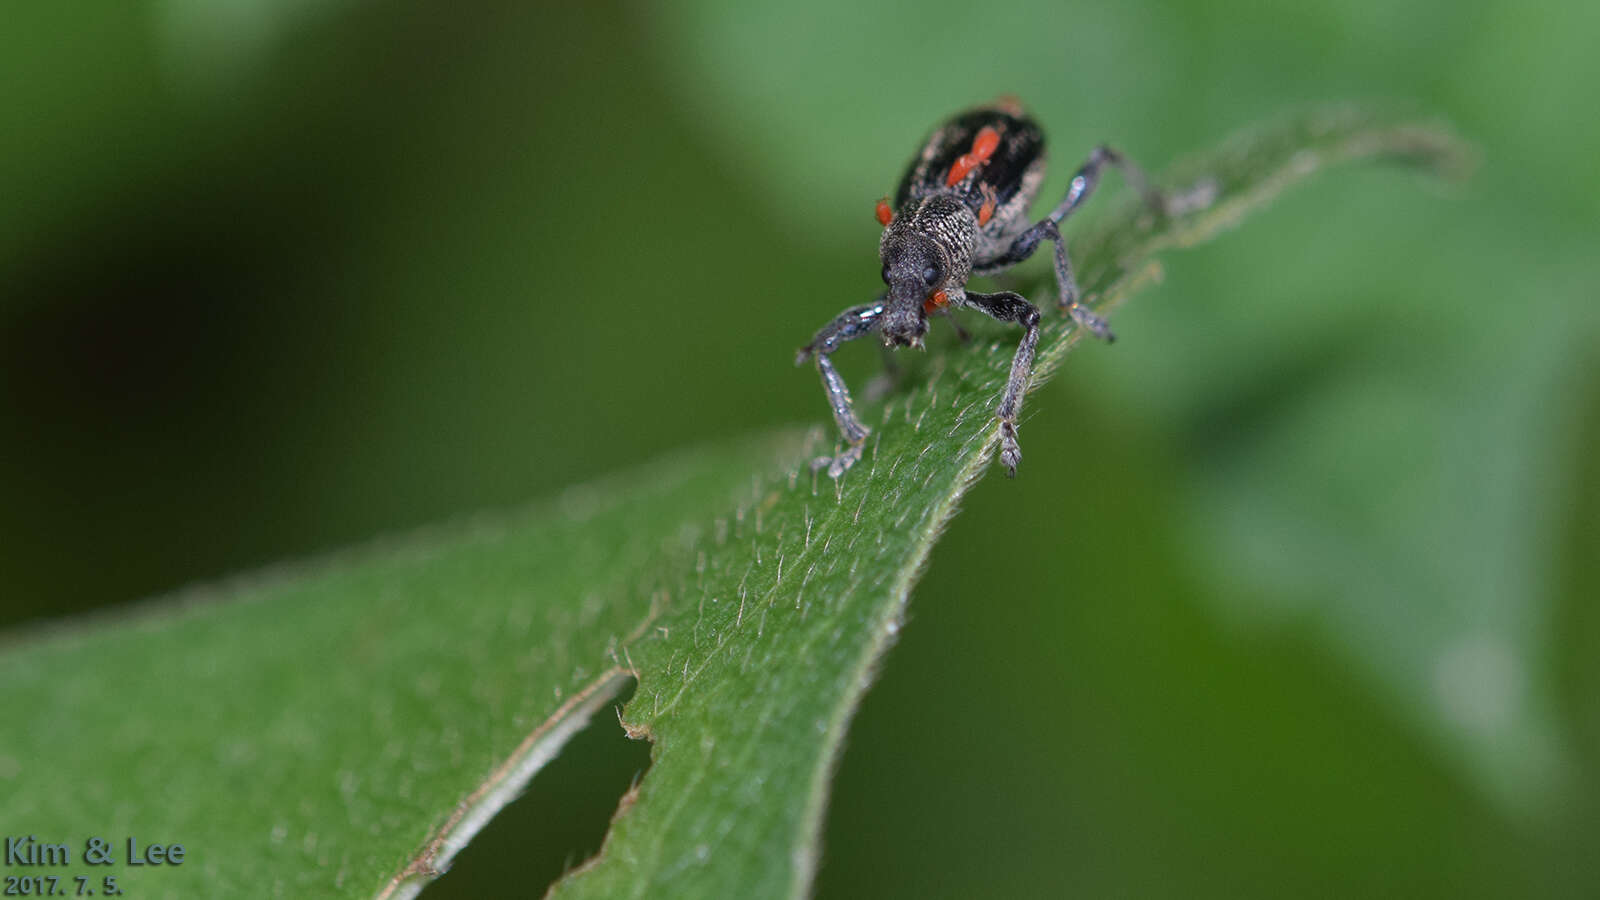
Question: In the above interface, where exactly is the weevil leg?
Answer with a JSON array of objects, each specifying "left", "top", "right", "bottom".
[
  {"left": 1042, "top": 144, "right": 1157, "bottom": 224},
  {"left": 1041, "top": 219, "right": 1114, "bottom": 340},
  {"left": 796, "top": 299, "right": 886, "bottom": 476},
  {"left": 959, "top": 290, "right": 1040, "bottom": 477},
  {"left": 985, "top": 145, "right": 1160, "bottom": 339}
]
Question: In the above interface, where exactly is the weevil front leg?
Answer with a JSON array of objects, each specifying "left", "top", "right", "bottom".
[
  {"left": 989, "top": 145, "right": 1158, "bottom": 339},
  {"left": 960, "top": 290, "right": 1040, "bottom": 477},
  {"left": 796, "top": 298, "right": 886, "bottom": 476}
]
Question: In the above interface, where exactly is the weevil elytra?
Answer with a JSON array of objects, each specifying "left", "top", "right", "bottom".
[{"left": 796, "top": 98, "right": 1160, "bottom": 478}]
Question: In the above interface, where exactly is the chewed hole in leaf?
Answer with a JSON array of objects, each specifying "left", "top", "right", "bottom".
[{"left": 420, "top": 680, "right": 652, "bottom": 899}]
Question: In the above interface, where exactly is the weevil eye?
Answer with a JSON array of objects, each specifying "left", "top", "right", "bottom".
[
  {"left": 921, "top": 265, "right": 940, "bottom": 286},
  {"left": 881, "top": 266, "right": 891, "bottom": 284}
]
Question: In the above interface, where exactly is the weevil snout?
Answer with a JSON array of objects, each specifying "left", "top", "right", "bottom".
[
  {"left": 878, "top": 286, "right": 930, "bottom": 348},
  {"left": 880, "top": 316, "right": 927, "bottom": 349},
  {"left": 878, "top": 232, "right": 944, "bottom": 349}
]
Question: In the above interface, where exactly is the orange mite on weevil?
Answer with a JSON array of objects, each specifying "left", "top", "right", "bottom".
[
  {"left": 945, "top": 125, "right": 1002, "bottom": 186},
  {"left": 977, "top": 183, "right": 998, "bottom": 226}
]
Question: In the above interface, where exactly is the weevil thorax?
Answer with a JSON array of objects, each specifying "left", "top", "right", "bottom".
[{"left": 877, "top": 194, "right": 977, "bottom": 347}]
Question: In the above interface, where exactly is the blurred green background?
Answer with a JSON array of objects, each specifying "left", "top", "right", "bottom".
[{"left": 3, "top": 0, "right": 1596, "bottom": 897}]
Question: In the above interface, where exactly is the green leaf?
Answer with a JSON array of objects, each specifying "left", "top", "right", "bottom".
[{"left": 0, "top": 107, "right": 1464, "bottom": 899}]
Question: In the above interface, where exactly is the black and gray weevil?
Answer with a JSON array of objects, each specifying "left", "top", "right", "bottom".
[{"left": 797, "top": 98, "right": 1159, "bottom": 478}]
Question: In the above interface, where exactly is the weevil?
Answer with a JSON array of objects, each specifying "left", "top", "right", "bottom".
[{"left": 797, "top": 98, "right": 1160, "bottom": 477}]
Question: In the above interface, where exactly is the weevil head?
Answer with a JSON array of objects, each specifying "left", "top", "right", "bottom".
[
  {"left": 877, "top": 230, "right": 942, "bottom": 347},
  {"left": 877, "top": 196, "right": 975, "bottom": 348}
]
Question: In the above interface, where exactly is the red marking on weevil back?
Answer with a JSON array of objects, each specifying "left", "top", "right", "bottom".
[
  {"left": 923, "top": 290, "right": 949, "bottom": 315},
  {"left": 977, "top": 183, "right": 997, "bottom": 227},
  {"left": 945, "top": 125, "right": 1002, "bottom": 186},
  {"left": 875, "top": 196, "right": 893, "bottom": 226}
]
